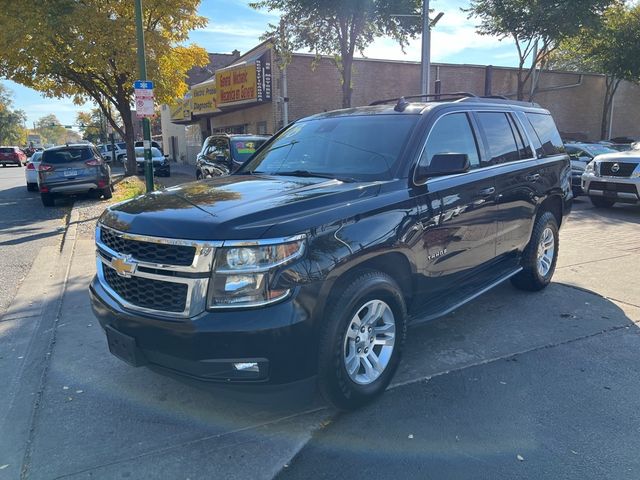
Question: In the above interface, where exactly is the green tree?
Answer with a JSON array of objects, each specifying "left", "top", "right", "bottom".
[
  {"left": 0, "top": 0, "right": 208, "bottom": 174},
  {"left": 34, "top": 114, "right": 68, "bottom": 145},
  {"left": 466, "top": 0, "right": 615, "bottom": 100},
  {"left": 0, "top": 84, "right": 27, "bottom": 145},
  {"left": 251, "top": 0, "right": 423, "bottom": 108},
  {"left": 77, "top": 109, "right": 108, "bottom": 144},
  {"left": 550, "top": 3, "right": 640, "bottom": 139}
]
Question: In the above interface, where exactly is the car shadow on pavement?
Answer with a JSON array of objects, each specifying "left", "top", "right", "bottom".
[
  {"left": 277, "top": 281, "right": 640, "bottom": 479},
  {"left": 570, "top": 197, "right": 640, "bottom": 226}
]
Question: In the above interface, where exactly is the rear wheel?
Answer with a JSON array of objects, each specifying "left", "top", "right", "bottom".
[
  {"left": 101, "top": 186, "right": 112, "bottom": 200},
  {"left": 590, "top": 196, "right": 615, "bottom": 208},
  {"left": 318, "top": 271, "right": 407, "bottom": 410},
  {"left": 511, "top": 211, "right": 559, "bottom": 292},
  {"left": 26, "top": 183, "right": 38, "bottom": 192},
  {"left": 41, "top": 193, "right": 55, "bottom": 207}
]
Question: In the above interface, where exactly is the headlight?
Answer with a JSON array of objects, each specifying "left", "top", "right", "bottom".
[
  {"left": 584, "top": 161, "right": 597, "bottom": 175},
  {"left": 207, "top": 236, "right": 305, "bottom": 308}
]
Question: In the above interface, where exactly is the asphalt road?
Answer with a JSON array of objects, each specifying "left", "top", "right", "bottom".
[{"left": 0, "top": 164, "right": 70, "bottom": 317}]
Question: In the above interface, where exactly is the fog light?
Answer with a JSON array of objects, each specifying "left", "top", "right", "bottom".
[{"left": 233, "top": 362, "right": 259, "bottom": 372}]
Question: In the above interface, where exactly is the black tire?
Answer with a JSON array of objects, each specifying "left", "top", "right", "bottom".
[
  {"left": 196, "top": 170, "right": 203, "bottom": 180},
  {"left": 41, "top": 193, "right": 55, "bottom": 207},
  {"left": 317, "top": 270, "right": 407, "bottom": 411},
  {"left": 590, "top": 196, "right": 615, "bottom": 208},
  {"left": 26, "top": 183, "right": 38, "bottom": 192},
  {"left": 511, "top": 211, "right": 559, "bottom": 292},
  {"left": 101, "top": 186, "right": 112, "bottom": 199}
]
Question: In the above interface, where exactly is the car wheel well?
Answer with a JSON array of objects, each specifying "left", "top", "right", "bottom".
[
  {"left": 325, "top": 253, "right": 413, "bottom": 315},
  {"left": 539, "top": 195, "right": 563, "bottom": 228}
]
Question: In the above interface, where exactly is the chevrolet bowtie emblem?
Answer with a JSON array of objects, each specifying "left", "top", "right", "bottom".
[{"left": 112, "top": 255, "right": 137, "bottom": 277}]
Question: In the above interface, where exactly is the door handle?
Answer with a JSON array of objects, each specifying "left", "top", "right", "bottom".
[
  {"left": 526, "top": 173, "right": 541, "bottom": 182},
  {"left": 477, "top": 187, "right": 496, "bottom": 196}
]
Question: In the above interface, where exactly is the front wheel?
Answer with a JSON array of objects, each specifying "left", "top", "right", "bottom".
[
  {"left": 590, "top": 196, "right": 615, "bottom": 208},
  {"left": 318, "top": 271, "right": 407, "bottom": 410},
  {"left": 511, "top": 211, "right": 559, "bottom": 292}
]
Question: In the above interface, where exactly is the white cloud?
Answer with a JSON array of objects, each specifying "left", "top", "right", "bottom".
[{"left": 201, "top": 24, "right": 267, "bottom": 38}]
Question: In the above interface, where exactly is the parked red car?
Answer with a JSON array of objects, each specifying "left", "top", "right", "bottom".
[{"left": 0, "top": 146, "right": 27, "bottom": 167}]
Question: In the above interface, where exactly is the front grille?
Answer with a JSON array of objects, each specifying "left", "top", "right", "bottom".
[
  {"left": 600, "top": 162, "right": 637, "bottom": 177},
  {"left": 589, "top": 181, "right": 638, "bottom": 194},
  {"left": 101, "top": 228, "right": 196, "bottom": 266},
  {"left": 103, "top": 264, "right": 188, "bottom": 313}
]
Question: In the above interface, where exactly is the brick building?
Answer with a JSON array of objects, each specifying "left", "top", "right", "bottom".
[{"left": 162, "top": 40, "right": 640, "bottom": 164}]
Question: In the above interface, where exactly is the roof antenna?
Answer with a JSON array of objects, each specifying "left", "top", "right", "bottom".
[{"left": 394, "top": 97, "right": 410, "bottom": 112}]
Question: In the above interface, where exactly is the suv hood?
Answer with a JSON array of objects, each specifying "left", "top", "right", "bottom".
[{"left": 99, "top": 175, "right": 383, "bottom": 240}]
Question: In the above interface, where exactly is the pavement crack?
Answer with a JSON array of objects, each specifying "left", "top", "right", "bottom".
[
  {"left": 388, "top": 322, "right": 638, "bottom": 391},
  {"left": 52, "top": 406, "right": 329, "bottom": 479}
]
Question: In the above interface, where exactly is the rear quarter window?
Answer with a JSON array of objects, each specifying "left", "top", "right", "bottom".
[
  {"left": 42, "top": 148, "right": 94, "bottom": 164},
  {"left": 0, "top": 147, "right": 14, "bottom": 153},
  {"left": 526, "top": 113, "right": 565, "bottom": 157}
]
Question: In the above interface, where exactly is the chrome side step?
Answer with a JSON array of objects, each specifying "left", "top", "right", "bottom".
[{"left": 409, "top": 267, "right": 523, "bottom": 327}]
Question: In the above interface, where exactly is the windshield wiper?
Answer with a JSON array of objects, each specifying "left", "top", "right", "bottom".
[{"left": 268, "top": 170, "right": 357, "bottom": 183}]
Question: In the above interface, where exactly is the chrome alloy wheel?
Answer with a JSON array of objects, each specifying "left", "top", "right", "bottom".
[
  {"left": 536, "top": 227, "right": 555, "bottom": 277},
  {"left": 343, "top": 299, "right": 396, "bottom": 385}
]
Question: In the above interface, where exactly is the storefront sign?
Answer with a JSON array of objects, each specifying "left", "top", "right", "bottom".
[
  {"left": 169, "top": 100, "right": 185, "bottom": 122},
  {"left": 169, "top": 93, "right": 192, "bottom": 123},
  {"left": 216, "top": 50, "right": 272, "bottom": 107},
  {"left": 191, "top": 81, "right": 218, "bottom": 115}
]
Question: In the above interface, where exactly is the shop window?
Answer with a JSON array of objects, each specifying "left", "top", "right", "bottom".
[{"left": 257, "top": 121, "right": 268, "bottom": 135}]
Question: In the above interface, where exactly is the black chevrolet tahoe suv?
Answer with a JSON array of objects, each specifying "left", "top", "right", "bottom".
[{"left": 90, "top": 94, "right": 572, "bottom": 410}]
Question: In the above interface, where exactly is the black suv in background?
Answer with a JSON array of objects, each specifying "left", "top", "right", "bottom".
[
  {"left": 90, "top": 95, "right": 571, "bottom": 410},
  {"left": 195, "top": 133, "right": 270, "bottom": 178}
]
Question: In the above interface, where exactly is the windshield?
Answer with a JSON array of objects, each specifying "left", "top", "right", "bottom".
[
  {"left": 238, "top": 116, "right": 418, "bottom": 181},
  {"left": 135, "top": 147, "right": 163, "bottom": 157},
  {"left": 231, "top": 138, "right": 267, "bottom": 163},
  {"left": 31, "top": 151, "right": 43, "bottom": 162},
  {"left": 584, "top": 145, "right": 617, "bottom": 156}
]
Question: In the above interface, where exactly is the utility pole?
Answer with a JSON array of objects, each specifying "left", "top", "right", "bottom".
[
  {"left": 134, "top": 0, "right": 154, "bottom": 192},
  {"left": 421, "top": 0, "right": 430, "bottom": 98}
]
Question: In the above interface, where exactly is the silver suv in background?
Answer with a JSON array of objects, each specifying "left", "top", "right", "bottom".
[
  {"left": 38, "top": 144, "right": 112, "bottom": 207},
  {"left": 582, "top": 150, "right": 640, "bottom": 208}
]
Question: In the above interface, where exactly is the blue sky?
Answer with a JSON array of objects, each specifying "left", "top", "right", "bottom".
[{"left": 4, "top": 0, "right": 517, "bottom": 129}]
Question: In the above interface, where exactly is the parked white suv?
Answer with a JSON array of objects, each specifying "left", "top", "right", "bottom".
[{"left": 582, "top": 151, "right": 640, "bottom": 208}]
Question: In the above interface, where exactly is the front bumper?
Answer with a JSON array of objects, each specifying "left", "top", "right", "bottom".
[
  {"left": 582, "top": 174, "right": 640, "bottom": 204},
  {"left": 90, "top": 276, "right": 317, "bottom": 384}
]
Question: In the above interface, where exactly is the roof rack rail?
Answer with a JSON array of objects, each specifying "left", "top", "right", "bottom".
[{"left": 369, "top": 92, "right": 476, "bottom": 107}]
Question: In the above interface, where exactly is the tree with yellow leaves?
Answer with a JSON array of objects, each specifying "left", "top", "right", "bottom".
[{"left": 0, "top": 0, "right": 208, "bottom": 174}]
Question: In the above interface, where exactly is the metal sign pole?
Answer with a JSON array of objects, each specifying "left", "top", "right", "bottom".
[{"left": 134, "top": 0, "right": 154, "bottom": 192}]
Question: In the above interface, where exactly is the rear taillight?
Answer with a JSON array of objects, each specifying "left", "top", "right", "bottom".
[
  {"left": 26, "top": 162, "right": 35, "bottom": 170},
  {"left": 40, "top": 185, "right": 49, "bottom": 193},
  {"left": 38, "top": 164, "right": 54, "bottom": 172},
  {"left": 85, "top": 158, "right": 102, "bottom": 166},
  {"left": 97, "top": 180, "right": 106, "bottom": 188}
]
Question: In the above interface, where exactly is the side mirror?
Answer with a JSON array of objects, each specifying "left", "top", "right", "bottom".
[{"left": 415, "top": 153, "right": 471, "bottom": 183}]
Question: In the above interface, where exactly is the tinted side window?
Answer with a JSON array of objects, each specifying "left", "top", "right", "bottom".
[
  {"left": 526, "top": 113, "right": 565, "bottom": 157},
  {"left": 421, "top": 113, "right": 480, "bottom": 168},
  {"left": 476, "top": 112, "right": 520, "bottom": 164},
  {"left": 507, "top": 113, "right": 534, "bottom": 159}
]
